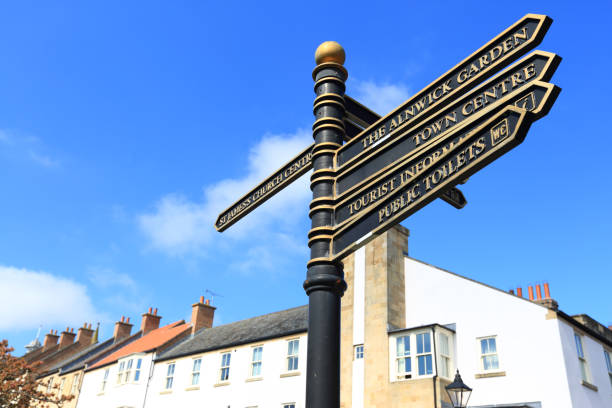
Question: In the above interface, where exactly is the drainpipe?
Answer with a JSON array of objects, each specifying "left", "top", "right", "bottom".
[
  {"left": 141, "top": 355, "right": 156, "bottom": 408},
  {"left": 432, "top": 326, "right": 438, "bottom": 408}
]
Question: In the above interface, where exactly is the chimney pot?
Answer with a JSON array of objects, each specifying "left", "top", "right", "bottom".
[
  {"left": 517, "top": 287, "right": 523, "bottom": 297},
  {"left": 536, "top": 284, "right": 543, "bottom": 300},
  {"left": 126, "top": 317, "right": 130, "bottom": 323},
  {"left": 205, "top": 299, "right": 210, "bottom": 305},
  {"left": 148, "top": 307, "right": 152, "bottom": 314},
  {"left": 88, "top": 323, "right": 92, "bottom": 329},
  {"left": 154, "top": 308, "right": 158, "bottom": 316},
  {"left": 544, "top": 282, "right": 551, "bottom": 299},
  {"left": 528, "top": 286, "right": 535, "bottom": 301},
  {"left": 509, "top": 289, "right": 515, "bottom": 295}
]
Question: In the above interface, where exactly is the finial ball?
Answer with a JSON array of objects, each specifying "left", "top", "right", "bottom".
[{"left": 315, "top": 41, "right": 345, "bottom": 65}]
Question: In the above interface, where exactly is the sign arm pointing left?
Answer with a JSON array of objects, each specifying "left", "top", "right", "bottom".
[{"left": 215, "top": 95, "right": 467, "bottom": 231}]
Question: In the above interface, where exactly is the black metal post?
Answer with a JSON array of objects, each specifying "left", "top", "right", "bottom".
[{"left": 303, "top": 42, "right": 348, "bottom": 408}]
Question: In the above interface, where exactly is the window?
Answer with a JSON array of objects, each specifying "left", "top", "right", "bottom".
[
  {"left": 438, "top": 333, "right": 451, "bottom": 378},
  {"left": 574, "top": 333, "right": 588, "bottom": 381},
  {"left": 134, "top": 358, "right": 142, "bottom": 382},
  {"left": 58, "top": 378, "right": 65, "bottom": 397},
  {"left": 480, "top": 337, "right": 499, "bottom": 371},
  {"left": 416, "top": 333, "right": 433, "bottom": 376},
  {"left": 219, "top": 352, "right": 231, "bottom": 382},
  {"left": 396, "top": 335, "right": 411, "bottom": 379},
  {"left": 165, "top": 363, "right": 175, "bottom": 389},
  {"left": 251, "top": 346, "right": 263, "bottom": 377},
  {"left": 354, "top": 345, "right": 364, "bottom": 360},
  {"left": 604, "top": 350, "right": 612, "bottom": 388},
  {"left": 71, "top": 373, "right": 80, "bottom": 395},
  {"left": 100, "top": 369, "right": 109, "bottom": 392},
  {"left": 283, "top": 404, "right": 296, "bottom": 408},
  {"left": 116, "top": 361, "right": 125, "bottom": 384},
  {"left": 191, "top": 358, "right": 202, "bottom": 385},
  {"left": 46, "top": 377, "right": 54, "bottom": 393},
  {"left": 574, "top": 333, "right": 589, "bottom": 382},
  {"left": 287, "top": 339, "right": 299, "bottom": 371},
  {"left": 125, "top": 359, "right": 133, "bottom": 382}
]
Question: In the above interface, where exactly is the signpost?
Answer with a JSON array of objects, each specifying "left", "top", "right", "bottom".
[{"left": 214, "top": 13, "right": 561, "bottom": 408}]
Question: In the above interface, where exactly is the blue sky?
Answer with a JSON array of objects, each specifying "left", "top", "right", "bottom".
[{"left": 1, "top": 1, "right": 610, "bottom": 352}]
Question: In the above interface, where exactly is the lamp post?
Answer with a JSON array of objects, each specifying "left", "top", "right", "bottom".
[{"left": 445, "top": 370, "right": 472, "bottom": 408}]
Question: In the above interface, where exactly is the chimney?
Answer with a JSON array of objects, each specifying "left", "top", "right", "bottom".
[
  {"left": 536, "top": 284, "right": 542, "bottom": 300},
  {"left": 43, "top": 330, "right": 59, "bottom": 350},
  {"left": 528, "top": 286, "right": 534, "bottom": 301},
  {"left": 509, "top": 289, "right": 515, "bottom": 295},
  {"left": 191, "top": 296, "right": 216, "bottom": 335},
  {"left": 141, "top": 307, "right": 161, "bottom": 335},
  {"left": 113, "top": 316, "right": 133, "bottom": 341},
  {"left": 58, "top": 327, "right": 76, "bottom": 348},
  {"left": 76, "top": 323, "right": 94, "bottom": 344},
  {"left": 534, "top": 282, "right": 558, "bottom": 310},
  {"left": 516, "top": 287, "right": 523, "bottom": 297}
]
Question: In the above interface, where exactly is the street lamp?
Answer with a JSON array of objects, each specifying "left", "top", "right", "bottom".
[{"left": 445, "top": 370, "right": 472, "bottom": 408}]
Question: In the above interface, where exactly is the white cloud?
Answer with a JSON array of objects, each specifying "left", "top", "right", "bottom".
[
  {"left": 351, "top": 79, "right": 411, "bottom": 116},
  {"left": 0, "top": 265, "right": 104, "bottom": 331},
  {"left": 87, "top": 267, "right": 136, "bottom": 289},
  {"left": 29, "top": 151, "right": 60, "bottom": 168},
  {"left": 0, "top": 130, "right": 11, "bottom": 144},
  {"left": 138, "top": 130, "right": 312, "bottom": 259},
  {"left": 0, "top": 129, "right": 60, "bottom": 168}
]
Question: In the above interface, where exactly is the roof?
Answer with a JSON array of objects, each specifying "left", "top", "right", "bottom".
[
  {"left": 40, "top": 338, "right": 114, "bottom": 377},
  {"left": 157, "top": 305, "right": 308, "bottom": 362},
  {"left": 88, "top": 321, "right": 190, "bottom": 370}
]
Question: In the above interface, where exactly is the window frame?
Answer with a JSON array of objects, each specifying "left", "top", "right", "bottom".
[
  {"left": 116, "top": 361, "right": 125, "bottom": 384},
  {"left": 71, "top": 373, "right": 80, "bottom": 395},
  {"left": 438, "top": 332, "right": 452, "bottom": 379},
  {"left": 164, "top": 362, "right": 175, "bottom": 390},
  {"left": 574, "top": 332, "right": 590, "bottom": 383},
  {"left": 354, "top": 344, "right": 364, "bottom": 360},
  {"left": 478, "top": 335, "right": 500, "bottom": 372},
  {"left": 219, "top": 352, "right": 231, "bottom": 382},
  {"left": 191, "top": 357, "right": 202, "bottom": 385},
  {"left": 415, "top": 331, "right": 433, "bottom": 376},
  {"left": 46, "top": 377, "right": 54, "bottom": 394},
  {"left": 282, "top": 403, "right": 297, "bottom": 408},
  {"left": 286, "top": 339, "right": 300, "bottom": 372},
  {"left": 134, "top": 358, "right": 142, "bottom": 382},
  {"left": 604, "top": 349, "right": 612, "bottom": 389},
  {"left": 100, "top": 369, "right": 109, "bottom": 392},
  {"left": 250, "top": 346, "right": 263, "bottom": 378},
  {"left": 58, "top": 378, "right": 65, "bottom": 397},
  {"left": 124, "top": 359, "right": 133, "bottom": 383},
  {"left": 395, "top": 335, "right": 412, "bottom": 379}
]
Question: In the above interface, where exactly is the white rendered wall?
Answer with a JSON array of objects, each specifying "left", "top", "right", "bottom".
[
  {"left": 144, "top": 334, "right": 307, "bottom": 408},
  {"left": 76, "top": 353, "right": 154, "bottom": 408},
  {"left": 403, "top": 257, "right": 574, "bottom": 408},
  {"left": 351, "top": 246, "right": 365, "bottom": 408},
  {"left": 557, "top": 319, "right": 612, "bottom": 407}
]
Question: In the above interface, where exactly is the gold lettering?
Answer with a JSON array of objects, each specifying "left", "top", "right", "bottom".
[
  {"left": 513, "top": 27, "right": 528, "bottom": 45},
  {"left": 523, "top": 63, "right": 536, "bottom": 80},
  {"left": 462, "top": 101, "right": 474, "bottom": 116},
  {"left": 390, "top": 118, "right": 398, "bottom": 131}
]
